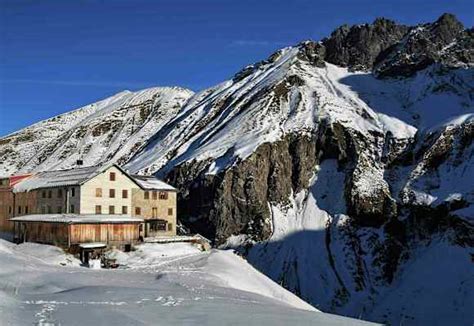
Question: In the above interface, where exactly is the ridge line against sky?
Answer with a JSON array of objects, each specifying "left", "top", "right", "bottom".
[{"left": 1, "top": 0, "right": 473, "bottom": 137}]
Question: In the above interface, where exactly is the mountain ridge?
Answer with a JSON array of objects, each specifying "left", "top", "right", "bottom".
[{"left": 0, "top": 86, "right": 194, "bottom": 175}]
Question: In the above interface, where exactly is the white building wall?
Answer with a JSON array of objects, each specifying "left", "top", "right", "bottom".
[{"left": 79, "top": 166, "right": 137, "bottom": 215}]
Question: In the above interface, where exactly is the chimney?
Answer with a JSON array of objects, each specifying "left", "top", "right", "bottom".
[{"left": 76, "top": 160, "right": 83, "bottom": 166}]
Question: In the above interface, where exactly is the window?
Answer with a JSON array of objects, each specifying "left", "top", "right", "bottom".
[
  {"left": 18, "top": 206, "right": 21, "bottom": 214},
  {"left": 150, "top": 220, "right": 166, "bottom": 232},
  {"left": 152, "top": 207, "right": 157, "bottom": 218},
  {"left": 47, "top": 205, "right": 52, "bottom": 214},
  {"left": 95, "top": 205, "right": 102, "bottom": 214},
  {"left": 8, "top": 206, "right": 11, "bottom": 215},
  {"left": 41, "top": 206, "right": 46, "bottom": 214},
  {"left": 152, "top": 191, "right": 157, "bottom": 200},
  {"left": 96, "top": 188, "right": 102, "bottom": 197},
  {"left": 122, "top": 206, "right": 128, "bottom": 214},
  {"left": 110, "top": 172, "right": 116, "bottom": 181},
  {"left": 71, "top": 188, "right": 75, "bottom": 197},
  {"left": 48, "top": 190, "right": 52, "bottom": 198},
  {"left": 57, "top": 189, "right": 63, "bottom": 198},
  {"left": 42, "top": 191, "right": 46, "bottom": 198},
  {"left": 167, "top": 223, "right": 173, "bottom": 231},
  {"left": 168, "top": 208, "right": 173, "bottom": 216},
  {"left": 57, "top": 206, "right": 62, "bottom": 213},
  {"left": 109, "top": 206, "right": 115, "bottom": 214},
  {"left": 70, "top": 205, "right": 75, "bottom": 213},
  {"left": 159, "top": 192, "right": 168, "bottom": 200},
  {"left": 109, "top": 189, "right": 115, "bottom": 198},
  {"left": 122, "top": 189, "right": 128, "bottom": 199},
  {"left": 135, "top": 207, "right": 141, "bottom": 216},
  {"left": 144, "top": 191, "right": 149, "bottom": 199},
  {"left": 25, "top": 206, "right": 28, "bottom": 214}
]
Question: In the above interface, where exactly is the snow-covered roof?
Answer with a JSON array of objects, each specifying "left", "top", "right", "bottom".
[
  {"left": 11, "top": 164, "right": 176, "bottom": 193},
  {"left": 12, "top": 165, "right": 104, "bottom": 192},
  {"left": 10, "top": 214, "right": 144, "bottom": 224},
  {"left": 131, "top": 175, "right": 176, "bottom": 191}
]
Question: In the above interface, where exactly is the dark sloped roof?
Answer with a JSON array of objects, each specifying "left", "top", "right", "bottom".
[{"left": 13, "top": 165, "right": 102, "bottom": 192}]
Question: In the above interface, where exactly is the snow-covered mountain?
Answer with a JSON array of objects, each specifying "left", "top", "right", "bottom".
[
  {"left": 0, "top": 87, "right": 193, "bottom": 175},
  {"left": 1, "top": 13, "right": 473, "bottom": 325}
]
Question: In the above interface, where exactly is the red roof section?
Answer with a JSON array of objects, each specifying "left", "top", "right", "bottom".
[{"left": 9, "top": 174, "right": 32, "bottom": 187}]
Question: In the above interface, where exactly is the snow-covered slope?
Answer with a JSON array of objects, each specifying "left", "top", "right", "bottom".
[
  {"left": 0, "top": 240, "right": 375, "bottom": 325},
  {"left": 125, "top": 49, "right": 472, "bottom": 176},
  {"left": 0, "top": 87, "right": 193, "bottom": 175}
]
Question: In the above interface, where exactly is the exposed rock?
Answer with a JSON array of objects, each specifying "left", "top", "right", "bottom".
[
  {"left": 375, "top": 13, "right": 470, "bottom": 77},
  {"left": 167, "top": 134, "right": 319, "bottom": 243},
  {"left": 297, "top": 41, "right": 326, "bottom": 67},
  {"left": 322, "top": 18, "right": 409, "bottom": 71}
]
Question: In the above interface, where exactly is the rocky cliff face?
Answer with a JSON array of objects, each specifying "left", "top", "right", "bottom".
[
  {"left": 319, "top": 13, "right": 473, "bottom": 77},
  {"left": 321, "top": 17, "right": 409, "bottom": 71},
  {"left": 1, "top": 13, "right": 472, "bottom": 325},
  {"left": 374, "top": 13, "right": 472, "bottom": 77}
]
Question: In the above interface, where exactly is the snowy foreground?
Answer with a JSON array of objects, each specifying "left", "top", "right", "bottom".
[{"left": 0, "top": 240, "right": 376, "bottom": 325}]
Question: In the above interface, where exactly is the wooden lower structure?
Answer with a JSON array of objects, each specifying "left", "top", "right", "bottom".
[{"left": 11, "top": 214, "right": 143, "bottom": 251}]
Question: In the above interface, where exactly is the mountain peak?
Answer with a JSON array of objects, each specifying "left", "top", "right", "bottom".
[
  {"left": 435, "top": 13, "right": 463, "bottom": 28},
  {"left": 374, "top": 13, "right": 470, "bottom": 77},
  {"left": 321, "top": 17, "right": 409, "bottom": 71}
]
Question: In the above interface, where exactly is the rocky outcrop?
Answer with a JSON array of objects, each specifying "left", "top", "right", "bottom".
[
  {"left": 375, "top": 13, "right": 472, "bottom": 77},
  {"left": 166, "top": 117, "right": 407, "bottom": 241},
  {"left": 167, "top": 134, "right": 320, "bottom": 243},
  {"left": 322, "top": 18, "right": 409, "bottom": 71},
  {"left": 302, "top": 13, "right": 472, "bottom": 77}
]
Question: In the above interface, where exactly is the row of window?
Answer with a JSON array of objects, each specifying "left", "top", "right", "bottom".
[
  {"left": 95, "top": 188, "right": 128, "bottom": 198},
  {"left": 95, "top": 205, "right": 128, "bottom": 215},
  {"left": 12, "top": 206, "right": 29, "bottom": 215},
  {"left": 94, "top": 188, "right": 169, "bottom": 200},
  {"left": 144, "top": 191, "right": 168, "bottom": 200},
  {"left": 40, "top": 205, "right": 75, "bottom": 214},
  {"left": 10, "top": 205, "right": 72, "bottom": 215},
  {"left": 9, "top": 205, "right": 173, "bottom": 217},
  {"left": 41, "top": 188, "right": 75, "bottom": 199},
  {"left": 94, "top": 205, "right": 173, "bottom": 216}
]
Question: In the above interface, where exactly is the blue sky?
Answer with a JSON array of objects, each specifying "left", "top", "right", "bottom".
[{"left": 0, "top": 0, "right": 473, "bottom": 136}]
